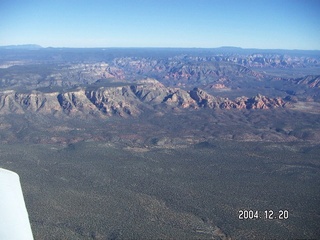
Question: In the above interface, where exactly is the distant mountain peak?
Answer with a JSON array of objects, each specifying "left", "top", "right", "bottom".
[{"left": 219, "top": 46, "right": 243, "bottom": 50}]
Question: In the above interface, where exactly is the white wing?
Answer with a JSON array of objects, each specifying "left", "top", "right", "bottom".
[{"left": 0, "top": 168, "right": 34, "bottom": 240}]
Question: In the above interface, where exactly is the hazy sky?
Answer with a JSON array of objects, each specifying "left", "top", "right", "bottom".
[{"left": 1, "top": 0, "right": 319, "bottom": 49}]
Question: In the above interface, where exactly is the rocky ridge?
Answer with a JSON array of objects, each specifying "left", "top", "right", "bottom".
[
  {"left": 292, "top": 75, "right": 320, "bottom": 88},
  {"left": 0, "top": 79, "right": 287, "bottom": 117},
  {"left": 212, "top": 53, "right": 320, "bottom": 68},
  {"left": 111, "top": 57, "right": 264, "bottom": 84}
]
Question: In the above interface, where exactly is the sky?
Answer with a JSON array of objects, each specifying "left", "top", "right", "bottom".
[{"left": 0, "top": 0, "right": 319, "bottom": 50}]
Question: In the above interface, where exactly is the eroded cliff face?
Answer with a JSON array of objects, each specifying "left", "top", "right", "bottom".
[
  {"left": 0, "top": 79, "right": 287, "bottom": 118},
  {"left": 188, "top": 88, "right": 286, "bottom": 109},
  {"left": 0, "top": 90, "right": 60, "bottom": 114},
  {"left": 85, "top": 86, "right": 141, "bottom": 117},
  {"left": 0, "top": 88, "right": 139, "bottom": 117}
]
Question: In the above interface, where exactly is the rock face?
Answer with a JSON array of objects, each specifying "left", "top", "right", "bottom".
[
  {"left": 85, "top": 86, "right": 140, "bottom": 117},
  {"left": 0, "top": 79, "right": 287, "bottom": 117},
  {"left": 0, "top": 90, "right": 60, "bottom": 114},
  {"left": 130, "top": 79, "right": 170, "bottom": 104},
  {"left": 189, "top": 88, "right": 225, "bottom": 108}
]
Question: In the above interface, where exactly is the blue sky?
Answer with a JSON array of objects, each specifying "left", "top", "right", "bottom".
[{"left": 0, "top": 0, "right": 319, "bottom": 49}]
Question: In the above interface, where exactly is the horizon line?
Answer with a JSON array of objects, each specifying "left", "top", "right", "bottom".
[{"left": 1, "top": 44, "right": 320, "bottom": 52}]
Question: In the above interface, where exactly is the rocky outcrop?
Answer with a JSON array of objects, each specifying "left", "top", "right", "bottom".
[
  {"left": 244, "top": 94, "right": 286, "bottom": 109},
  {"left": 162, "top": 89, "right": 197, "bottom": 108}
]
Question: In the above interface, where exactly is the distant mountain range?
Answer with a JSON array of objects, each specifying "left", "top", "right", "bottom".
[
  {"left": 0, "top": 47, "right": 319, "bottom": 144},
  {"left": 0, "top": 44, "right": 43, "bottom": 50},
  {"left": 0, "top": 47, "right": 319, "bottom": 117},
  {"left": 1, "top": 44, "right": 319, "bottom": 54}
]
